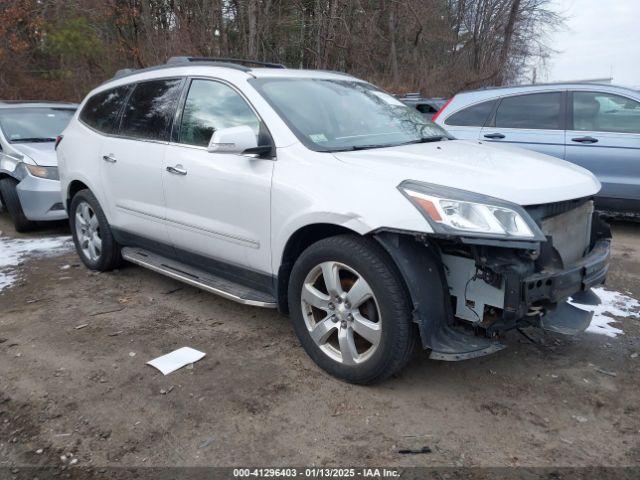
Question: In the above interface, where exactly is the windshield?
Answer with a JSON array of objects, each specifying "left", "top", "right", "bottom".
[
  {"left": 249, "top": 78, "right": 450, "bottom": 152},
  {"left": 0, "top": 107, "right": 76, "bottom": 143}
]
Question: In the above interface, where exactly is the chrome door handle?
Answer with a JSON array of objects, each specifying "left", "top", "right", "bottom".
[
  {"left": 166, "top": 165, "right": 187, "bottom": 176},
  {"left": 102, "top": 154, "right": 117, "bottom": 163}
]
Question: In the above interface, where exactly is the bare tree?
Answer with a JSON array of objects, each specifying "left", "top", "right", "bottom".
[{"left": 0, "top": 0, "right": 562, "bottom": 101}]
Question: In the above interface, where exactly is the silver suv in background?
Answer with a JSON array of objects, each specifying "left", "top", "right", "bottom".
[
  {"left": 0, "top": 101, "right": 77, "bottom": 231},
  {"left": 432, "top": 84, "right": 640, "bottom": 217}
]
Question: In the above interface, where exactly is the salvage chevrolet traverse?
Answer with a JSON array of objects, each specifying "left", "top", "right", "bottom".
[{"left": 57, "top": 57, "right": 611, "bottom": 384}]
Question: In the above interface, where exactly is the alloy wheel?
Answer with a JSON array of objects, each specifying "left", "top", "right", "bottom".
[
  {"left": 75, "top": 201, "right": 102, "bottom": 262},
  {"left": 301, "top": 261, "right": 382, "bottom": 365}
]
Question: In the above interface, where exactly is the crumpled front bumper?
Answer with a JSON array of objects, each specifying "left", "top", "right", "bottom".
[{"left": 523, "top": 239, "right": 610, "bottom": 305}]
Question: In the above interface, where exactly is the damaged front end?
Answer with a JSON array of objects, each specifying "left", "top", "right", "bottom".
[{"left": 376, "top": 193, "right": 611, "bottom": 361}]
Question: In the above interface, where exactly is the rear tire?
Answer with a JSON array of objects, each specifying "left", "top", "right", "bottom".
[
  {"left": 0, "top": 177, "right": 37, "bottom": 232},
  {"left": 288, "top": 235, "right": 416, "bottom": 384},
  {"left": 69, "top": 189, "right": 122, "bottom": 271}
]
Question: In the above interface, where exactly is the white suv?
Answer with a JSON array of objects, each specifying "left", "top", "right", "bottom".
[{"left": 58, "top": 57, "right": 611, "bottom": 384}]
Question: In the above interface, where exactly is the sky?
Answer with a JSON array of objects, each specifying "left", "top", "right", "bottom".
[{"left": 540, "top": 0, "right": 640, "bottom": 88}]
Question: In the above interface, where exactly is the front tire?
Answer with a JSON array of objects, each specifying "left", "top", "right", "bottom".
[
  {"left": 0, "top": 177, "right": 37, "bottom": 232},
  {"left": 288, "top": 235, "right": 416, "bottom": 384},
  {"left": 69, "top": 189, "right": 121, "bottom": 271}
]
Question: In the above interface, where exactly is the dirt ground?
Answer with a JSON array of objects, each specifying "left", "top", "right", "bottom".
[{"left": 1, "top": 212, "right": 639, "bottom": 469}]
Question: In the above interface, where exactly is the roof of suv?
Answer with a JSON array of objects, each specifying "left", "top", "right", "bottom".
[{"left": 0, "top": 101, "right": 77, "bottom": 109}]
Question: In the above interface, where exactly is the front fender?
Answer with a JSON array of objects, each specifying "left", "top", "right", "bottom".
[
  {"left": 0, "top": 153, "right": 24, "bottom": 179},
  {"left": 375, "top": 231, "right": 504, "bottom": 360},
  {"left": 272, "top": 210, "right": 373, "bottom": 272}
]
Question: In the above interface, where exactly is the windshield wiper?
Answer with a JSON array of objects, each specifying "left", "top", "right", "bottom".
[
  {"left": 350, "top": 144, "right": 393, "bottom": 151},
  {"left": 11, "top": 137, "right": 56, "bottom": 143},
  {"left": 402, "top": 135, "right": 448, "bottom": 145},
  {"left": 331, "top": 135, "right": 449, "bottom": 152}
]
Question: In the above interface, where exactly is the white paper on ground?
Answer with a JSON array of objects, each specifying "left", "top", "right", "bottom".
[{"left": 146, "top": 347, "right": 206, "bottom": 375}]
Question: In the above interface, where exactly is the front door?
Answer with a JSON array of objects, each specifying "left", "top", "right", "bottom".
[
  {"left": 565, "top": 90, "right": 640, "bottom": 209},
  {"left": 100, "top": 78, "right": 183, "bottom": 246},
  {"left": 480, "top": 91, "right": 566, "bottom": 159},
  {"left": 163, "top": 78, "right": 274, "bottom": 276}
]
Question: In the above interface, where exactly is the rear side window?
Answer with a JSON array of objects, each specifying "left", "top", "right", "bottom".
[
  {"left": 120, "top": 79, "right": 182, "bottom": 141},
  {"left": 573, "top": 91, "right": 640, "bottom": 134},
  {"left": 495, "top": 92, "right": 562, "bottom": 130},
  {"left": 445, "top": 100, "right": 495, "bottom": 127},
  {"left": 80, "top": 86, "right": 130, "bottom": 134}
]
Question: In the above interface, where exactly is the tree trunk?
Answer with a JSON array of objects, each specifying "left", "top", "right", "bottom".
[{"left": 388, "top": 2, "right": 399, "bottom": 86}]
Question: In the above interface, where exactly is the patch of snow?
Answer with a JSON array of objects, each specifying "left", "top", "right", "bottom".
[
  {"left": 0, "top": 235, "right": 73, "bottom": 292},
  {"left": 570, "top": 287, "right": 640, "bottom": 337}
]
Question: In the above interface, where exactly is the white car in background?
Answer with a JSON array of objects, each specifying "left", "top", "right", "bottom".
[
  {"left": 57, "top": 58, "right": 611, "bottom": 384},
  {"left": 0, "top": 101, "right": 76, "bottom": 231}
]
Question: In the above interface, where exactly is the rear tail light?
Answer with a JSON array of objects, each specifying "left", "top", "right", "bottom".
[
  {"left": 55, "top": 135, "right": 63, "bottom": 150},
  {"left": 431, "top": 97, "right": 454, "bottom": 122}
]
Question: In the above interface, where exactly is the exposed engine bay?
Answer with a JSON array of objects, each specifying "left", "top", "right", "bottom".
[{"left": 376, "top": 196, "right": 612, "bottom": 361}]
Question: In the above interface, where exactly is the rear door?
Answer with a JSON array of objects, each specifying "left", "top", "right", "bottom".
[
  {"left": 100, "top": 78, "right": 183, "bottom": 247},
  {"left": 565, "top": 90, "right": 640, "bottom": 208},
  {"left": 479, "top": 91, "right": 566, "bottom": 159}
]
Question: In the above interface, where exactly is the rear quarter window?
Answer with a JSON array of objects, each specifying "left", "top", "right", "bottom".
[
  {"left": 445, "top": 100, "right": 495, "bottom": 127},
  {"left": 80, "top": 86, "right": 131, "bottom": 134}
]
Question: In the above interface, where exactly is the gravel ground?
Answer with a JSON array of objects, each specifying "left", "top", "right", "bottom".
[{"left": 1, "top": 212, "right": 639, "bottom": 469}]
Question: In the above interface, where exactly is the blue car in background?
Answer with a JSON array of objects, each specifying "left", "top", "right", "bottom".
[{"left": 432, "top": 83, "right": 640, "bottom": 218}]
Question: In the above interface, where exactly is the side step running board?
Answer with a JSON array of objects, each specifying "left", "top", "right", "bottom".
[{"left": 121, "top": 247, "right": 277, "bottom": 308}]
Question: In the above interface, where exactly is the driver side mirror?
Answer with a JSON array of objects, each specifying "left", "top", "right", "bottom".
[{"left": 206, "top": 125, "right": 272, "bottom": 157}]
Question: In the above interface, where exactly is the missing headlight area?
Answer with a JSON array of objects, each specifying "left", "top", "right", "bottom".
[
  {"left": 442, "top": 253, "right": 505, "bottom": 323},
  {"left": 436, "top": 200, "right": 611, "bottom": 336}
]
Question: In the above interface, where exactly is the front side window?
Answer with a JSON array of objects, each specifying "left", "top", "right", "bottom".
[
  {"left": 0, "top": 107, "right": 75, "bottom": 142},
  {"left": 573, "top": 91, "right": 640, "bottom": 134},
  {"left": 250, "top": 78, "right": 449, "bottom": 152},
  {"left": 179, "top": 79, "right": 261, "bottom": 147},
  {"left": 120, "top": 79, "right": 183, "bottom": 141},
  {"left": 495, "top": 92, "right": 562, "bottom": 130},
  {"left": 445, "top": 100, "right": 495, "bottom": 127},
  {"left": 80, "top": 86, "right": 130, "bottom": 134}
]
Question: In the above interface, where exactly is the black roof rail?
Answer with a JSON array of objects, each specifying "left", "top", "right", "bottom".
[
  {"left": 104, "top": 56, "right": 286, "bottom": 85},
  {"left": 0, "top": 100, "right": 77, "bottom": 106},
  {"left": 166, "top": 56, "right": 286, "bottom": 69}
]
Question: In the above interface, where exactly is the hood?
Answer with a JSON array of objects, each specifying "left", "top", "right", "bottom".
[
  {"left": 10, "top": 142, "right": 58, "bottom": 167},
  {"left": 332, "top": 140, "right": 600, "bottom": 206}
]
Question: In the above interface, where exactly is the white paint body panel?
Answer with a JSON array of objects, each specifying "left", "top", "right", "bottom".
[
  {"left": 163, "top": 143, "right": 273, "bottom": 271},
  {"left": 58, "top": 64, "right": 602, "bottom": 279},
  {"left": 100, "top": 136, "right": 170, "bottom": 244}
]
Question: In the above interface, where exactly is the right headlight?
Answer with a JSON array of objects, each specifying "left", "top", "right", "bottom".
[{"left": 399, "top": 180, "right": 545, "bottom": 241}]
